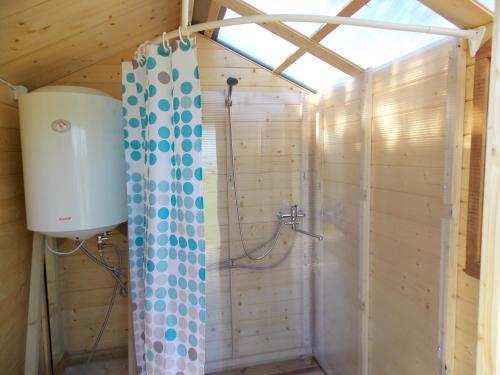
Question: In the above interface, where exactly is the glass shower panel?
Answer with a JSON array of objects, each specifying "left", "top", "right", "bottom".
[
  {"left": 313, "top": 77, "right": 365, "bottom": 375},
  {"left": 202, "top": 89, "right": 313, "bottom": 368}
]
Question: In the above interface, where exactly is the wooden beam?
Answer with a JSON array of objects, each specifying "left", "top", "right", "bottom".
[
  {"left": 476, "top": 1, "right": 500, "bottom": 373},
  {"left": 204, "top": 1, "right": 225, "bottom": 39},
  {"left": 24, "top": 233, "right": 45, "bottom": 375},
  {"left": 274, "top": 0, "right": 370, "bottom": 74},
  {"left": 418, "top": 0, "right": 493, "bottom": 29},
  {"left": 216, "top": 0, "right": 364, "bottom": 76}
]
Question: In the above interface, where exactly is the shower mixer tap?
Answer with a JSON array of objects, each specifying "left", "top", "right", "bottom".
[{"left": 276, "top": 205, "right": 323, "bottom": 240}]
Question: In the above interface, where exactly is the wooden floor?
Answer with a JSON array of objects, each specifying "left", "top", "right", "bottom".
[
  {"left": 64, "top": 357, "right": 324, "bottom": 375},
  {"left": 210, "top": 358, "right": 325, "bottom": 375}
]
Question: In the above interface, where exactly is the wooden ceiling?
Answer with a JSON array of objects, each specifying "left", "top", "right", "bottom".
[
  {"left": 0, "top": 0, "right": 180, "bottom": 89},
  {"left": 0, "top": 0, "right": 494, "bottom": 90}
]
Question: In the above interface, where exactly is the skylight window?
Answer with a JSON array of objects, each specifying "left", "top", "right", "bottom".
[
  {"left": 321, "top": 0, "right": 458, "bottom": 69},
  {"left": 242, "top": 0, "right": 353, "bottom": 36},
  {"left": 217, "top": 10, "right": 298, "bottom": 69},
  {"left": 282, "top": 53, "right": 350, "bottom": 92},
  {"left": 478, "top": 0, "right": 495, "bottom": 10}
]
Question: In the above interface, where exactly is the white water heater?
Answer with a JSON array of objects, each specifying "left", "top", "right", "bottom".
[{"left": 19, "top": 86, "right": 127, "bottom": 240}]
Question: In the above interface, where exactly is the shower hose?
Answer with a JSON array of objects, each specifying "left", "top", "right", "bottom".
[
  {"left": 45, "top": 238, "right": 127, "bottom": 373},
  {"left": 218, "top": 95, "right": 297, "bottom": 270}
]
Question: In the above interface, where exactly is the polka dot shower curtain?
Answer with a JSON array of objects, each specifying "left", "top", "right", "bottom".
[{"left": 122, "top": 38, "right": 206, "bottom": 374}]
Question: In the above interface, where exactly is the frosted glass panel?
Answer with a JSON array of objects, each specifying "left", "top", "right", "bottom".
[
  {"left": 282, "top": 53, "right": 350, "bottom": 92},
  {"left": 321, "top": 0, "right": 457, "bottom": 69},
  {"left": 218, "top": 10, "right": 298, "bottom": 68},
  {"left": 243, "top": 0, "right": 352, "bottom": 36}
]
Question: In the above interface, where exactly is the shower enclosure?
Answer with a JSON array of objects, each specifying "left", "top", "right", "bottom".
[{"left": 201, "top": 38, "right": 463, "bottom": 375}]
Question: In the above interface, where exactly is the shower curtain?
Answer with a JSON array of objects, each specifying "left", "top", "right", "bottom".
[{"left": 122, "top": 38, "right": 206, "bottom": 375}]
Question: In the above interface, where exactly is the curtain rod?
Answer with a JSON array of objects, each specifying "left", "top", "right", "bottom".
[{"left": 157, "top": 13, "right": 487, "bottom": 56}]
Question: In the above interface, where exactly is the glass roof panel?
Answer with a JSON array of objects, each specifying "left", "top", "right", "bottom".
[
  {"left": 243, "top": 0, "right": 353, "bottom": 36},
  {"left": 282, "top": 53, "right": 350, "bottom": 92},
  {"left": 217, "top": 9, "right": 299, "bottom": 69},
  {"left": 321, "top": 0, "right": 458, "bottom": 69},
  {"left": 478, "top": 0, "right": 495, "bottom": 10}
]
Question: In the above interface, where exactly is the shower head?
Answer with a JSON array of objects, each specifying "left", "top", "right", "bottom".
[
  {"left": 227, "top": 77, "right": 239, "bottom": 86},
  {"left": 226, "top": 77, "right": 238, "bottom": 104}
]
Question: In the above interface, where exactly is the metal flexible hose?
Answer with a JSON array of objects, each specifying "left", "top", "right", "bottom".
[{"left": 226, "top": 99, "right": 284, "bottom": 261}]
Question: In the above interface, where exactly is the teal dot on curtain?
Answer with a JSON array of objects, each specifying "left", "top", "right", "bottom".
[
  {"left": 184, "top": 197, "right": 193, "bottom": 209},
  {"left": 145, "top": 287, "right": 153, "bottom": 298},
  {"left": 173, "top": 97, "right": 180, "bottom": 110},
  {"left": 196, "top": 211, "right": 204, "bottom": 224},
  {"left": 189, "top": 334, "right": 198, "bottom": 346},
  {"left": 158, "top": 140, "right": 170, "bottom": 152},
  {"left": 167, "top": 315, "right": 177, "bottom": 327},
  {"left": 182, "top": 140, "right": 192, "bottom": 152},
  {"left": 145, "top": 300, "right": 152, "bottom": 311},
  {"left": 140, "top": 107, "right": 146, "bottom": 116},
  {"left": 195, "top": 168, "right": 202, "bottom": 181},
  {"left": 199, "top": 268, "right": 206, "bottom": 281},
  {"left": 147, "top": 57, "right": 157, "bottom": 69},
  {"left": 173, "top": 112, "right": 180, "bottom": 124},
  {"left": 146, "top": 260, "right": 155, "bottom": 272},
  {"left": 179, "top": 237, "right": 187, "bottom": 248},
  {"left": 131, "top": 151, "right": 141, "bottom": 160},
  {"left": 148, "top": 112, "right": 157, "bottom": 124},
  {"left": 149, "top": 85, "right": 157, "bottom": 97},
  {"left": 135, "top": 238, "right": 144, "bottom": 247},
  {"left": 149, "top": 140, "right": 157, "bottom": 152},
  {"left": 182, "top": 154, "right": 193, "bottom": 166},
  {"left": 158, "top": 99, "right": 170, "bottom": 112},
  {"left": 135, "top": 83, "right": 143, "bottom": 93},
  {"left": 169, "top": 235, "right": 178, "bottom": 246},
  {"left": 158, "top": 207, "right": 169, "bottom": 219},
  {"left": 188, "top": 294, "right": 197, "bottom": 305},
  {"left": 149, "top": 154, "right": 157, "bottom": 165},
  {"left": 189, "top": 321, "right": 197, "bottom": 333},
  {"left": 188, "top": 238, "right": 197, "bottom": 250},
  {"left": 181, "top": 82, "right": 192, "bottom": 95},
  {"left": 157, "top": 234, "right": 168, "bottom": 246},
  {"left": 155, "top": 288, "right": 167, "bottom": 298},
  {"left": 178, "top": 277, "right": 187, "bottom": 290},
  {"left": 194, "top": 139, "right": 202, "bottom": 152},
  {"left": 179, "top": 304, "right": 187, "bottom": 316},
  {"left": 194, "top": 124, "right": 202, "bottom": 137},
  {"left": 122, "top": 84, "right": 126, "bottom": 94},
  {"left": 154, "top": 300, "right": 166, "bottom": 312},
  {"left": 127, "top": 96, "right": 138, "bottom": 105},
  {"left": 194, "top": 95, "right": 201, "bottom": 108},
  {"left": 126, "top": 73, "right": 135, "bottom": 83},
  {"left": 122, "top": 107, "right": 127, "bottom": 117},
  {"left": 129, "top": 118, "right": 139, "bottom": 128},
  {"left": 195, "top": 196, "right": 204, "bottom": 209},
  {"left": 158, "top": 127, "right": 170, "bottom": 139},
  {"left": 177, "top": 344, "right": 187, "bottom": 357},
  {"left": 158, "top": 180, "right": 169, "bottom": 192},
  {"left": 173, "top": 69, "right": 179, "bottom": 81},
  {"left": 194, "top": 66, "right": 200, "bottom": 79},
  {"left": 157, "top": 247, "right": 167, "bottom": 259},
  {"left": 188, "top": 252, "right": 196, "bottom": 264},
  {"left": 181, "top": 125, "right": 192, "bottom": 137},
  {"left": 157, "top": 221, "right": 167, "bottom": 232},
  {"left": 165, "top": 329, "right": 176, "bottom": 341},
  {"left": 157, "top": 261, "right": 167, "bottom": 272},
  {"left": 185, "top": 211, "right": 194, "bottom": 223},
  {"left": 131, "top": 140, "right": 140, "bottom": 150},
  {"left": 181, "top": 110, "right": 192, "bottom": 123},
  {"left": 146, "top": 350, "right": 154, "bottom": 362},
  {"left": 133, "top": 194, "right": 142, "bottom": 204},
  {"left": 168, "top": 288, "right": 177, "bottom": 299},
  {"left": 175, "top": 168, "right": 181, "bottom": 180},
  {"left": 183, "top": 182, "right": 193, "bottom": 195}
]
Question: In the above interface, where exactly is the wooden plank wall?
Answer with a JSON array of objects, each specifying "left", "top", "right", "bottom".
[
  {"left": 0, "top": 85, "right": 34, "bottom": 373},
  {"left": 314, "top": 77, "right": 364, "bottom": 375},
  {"left": 52, "top": 34, "right": 312, "bottom": 370},
  {"left": 452, "top": 47, "right": 483, "bottom": 375}
]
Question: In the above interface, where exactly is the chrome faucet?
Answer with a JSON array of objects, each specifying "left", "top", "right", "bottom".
[{"left": 276, "top": 205, "right": 323, "bottom": 240}]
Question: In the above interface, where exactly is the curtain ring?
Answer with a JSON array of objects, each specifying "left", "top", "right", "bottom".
[
  {"left": 162, "top": 32, "right": 170, "bottom": 50},
  {"left": 178, "top": 26, "right": 190, "bottom": 42}
]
